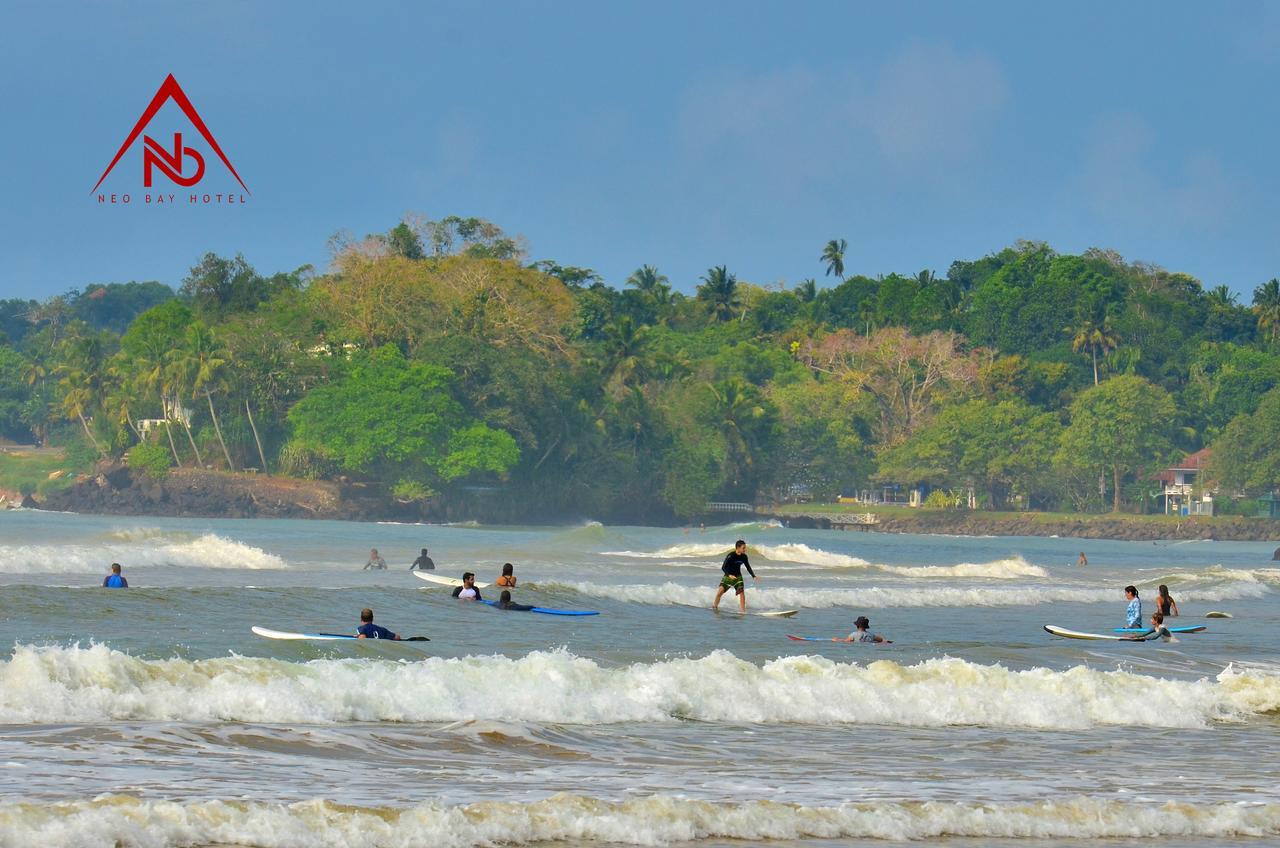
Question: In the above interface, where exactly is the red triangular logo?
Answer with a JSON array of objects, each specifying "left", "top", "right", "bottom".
[{"left": 90, "top": 74, "right": 249, "bottom": 194}]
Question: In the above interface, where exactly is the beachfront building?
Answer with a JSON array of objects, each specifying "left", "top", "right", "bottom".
[{"left": 1155, "top": 448, "right": 1215, "bottom": 516}]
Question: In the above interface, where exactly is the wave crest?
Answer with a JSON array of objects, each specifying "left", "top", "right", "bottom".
[
  {"left": 3, "top": 645, "right": 1278, "bottom": 729},
  {"left": 0, "top": 531, "right": 286, "bottom": 573},
  {"left": 3, "top": 794, "right": 1280, "bottom": 847}
]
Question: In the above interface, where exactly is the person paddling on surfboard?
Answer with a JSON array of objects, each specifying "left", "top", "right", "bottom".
[
  {"left": 833, "top": 615, "right": 891, "bottom": 644},
  {"left": 1123, "top": 585, "right": 1142, "bottom": 628},
  {"left": 356, "top": 608, "right": 401, "bottom": 640},
  {"left": 102, "top": 562, "right": 128, "bottom": 589},
  {"left": 1124, "top": 612, "right": 1174, "bottom": 642},
  {"left": 410, "top": 548, "right": 435, "bottom": 571},
  {"left": 712, "top": 540, "right": 758, "bottom": 613},
  {"left": 451, "top": 572, "right": 483, "bottom": 601},
  {"left": 497, "top": 590, "right": 533, "bottom": 611}
]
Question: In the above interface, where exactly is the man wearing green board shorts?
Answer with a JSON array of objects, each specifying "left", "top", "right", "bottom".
[{"left": 712, "top": 539, "right": 758, "bottom": 613}]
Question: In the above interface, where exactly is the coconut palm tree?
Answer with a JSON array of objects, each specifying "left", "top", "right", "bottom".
[
  {"left": 821, "top": 239, "right": 847, "bottom": 279},
  {"left": 599, "top": 315, "right": 654, "bottom": 389},
  {"left": 1069, "top": 316, "right": 1121, "bottom": 385},
  {"left": 796, "top": 278, "right": 817, "bottom": 303},
  {"left": 1253, "top": 278, "right": 1280, "bottom": 343},
  {"left": 696, "top": 265, "right": 741, "bottom": 322},
  {"left": 178, "top": 323, "right": 235, "bottom": 471},
  {"left": 1207, "top": 284, "right": 1237, "bottom": 308},
  {"left": 625, "top": 265, "right": 671, "bottom": 301},
  {"left": 705, "top": 377, "right": 766, "bottom": 489}
]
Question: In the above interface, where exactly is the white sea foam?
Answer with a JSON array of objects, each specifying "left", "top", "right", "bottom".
[
  {"left": 0, "top": 532, "right": 287, "bottom": 573},
  {"left": 603, "top": 543, "right": 1046, "bottom": 579},
  {"left": 2, "top": 794, "right": 1279, "bottom": 847},
  {"left": 2, "top": 645, "right": 1278, "bottom": 729},
  {"left": 549, "top": 579, "right": 1267, "bottom": 609}
]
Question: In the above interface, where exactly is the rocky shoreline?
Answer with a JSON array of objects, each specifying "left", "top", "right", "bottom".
[
  {"left": 771, "top": 509, "right": 1280, "bottom": 542},
  {"left": 14, "top": 464, "right": 1280, "bottom": 543}
]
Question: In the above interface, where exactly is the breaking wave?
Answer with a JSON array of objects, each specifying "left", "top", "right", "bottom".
[
  {"left": 2, "top": 645, "right": 1278, "bottom": 729},
  {"left": 548, "top": 579, "right": 1267, "bottom": 609},
  {"left": 0, "top": 531, "right": 287, "bottom": 573},
  {"left": 3, "top": 794, "right": 1280, "bottom": 847}
]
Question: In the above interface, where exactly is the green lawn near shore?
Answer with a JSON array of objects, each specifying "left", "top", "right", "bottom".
[{"left": 0, "top": 449, "right": 89, "bottom": 497}]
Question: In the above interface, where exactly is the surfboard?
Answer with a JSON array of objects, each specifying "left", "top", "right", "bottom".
[
  {"left": 1206, "top": 611, "right": 1233, "bottom": 618},
  {"left": 251, "top": 626, "right": 429, "bottom": 642},
  {"left": 479, "top": 599, "right": 598, "bottom": 616},
  {"left": 413, "top": 572, "right": 491, "bottom": 589},
  {"left": 252, "top": 626, "right": 353, "bottom": 640},
  {"left": 1113, "top": 625, "right": 1205, "bottom": 633},
  {"left": 1043, "top": 625, "right": 1131, "bottom": 641},
  {"left": 787, "top": 634, "right": 885, "bottom": 642}
]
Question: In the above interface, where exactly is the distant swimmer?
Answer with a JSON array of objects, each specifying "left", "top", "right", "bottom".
[
  {"left": 451, "top": 572, "right": 483, "bottom": 600},
  {"left": 363, "top": 548, "right": 387, "bottom": 570},
  {"left": 496, "top": 589, "right": 533, "bottom": 611},
  {"left": 833, "top": 615, "right": 891, "bottom": 644},
  {"left": 712, "top": 539, "right": 758, "bottom": 613},
  {"left": 1273, "top": 546, "right": 1279, "bottom": 561},
  {"left": 1077, "top": 552, "right": 1088, "bottom": 567},
  {"left": 495, "top": 563, "right": 517, "bottom": 588},
  {"left": 1123, "top": 585, "right": 1142, "bottom": 628},
  {"left": 102, "top": 562, "right": 128, "bottom": 589},
  {"left": 410, "top": 548, "right": 436, "bottom": 571},
  {"left": 356, "top": 608, "right": 401, "bottom": 640},
  {"left": 1155, "top": 584, "right": 1180, "bottom": 617},
  {"left": 1124, "top": 612, "right": 1174, "bottom": 642}
]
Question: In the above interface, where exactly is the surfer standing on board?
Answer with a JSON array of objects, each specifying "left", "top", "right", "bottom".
[{"left": 712, "top": 540, "right": 757, "bottom": 613}]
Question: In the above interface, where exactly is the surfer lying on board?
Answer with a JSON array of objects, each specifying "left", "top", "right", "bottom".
[
  {"left": 495, "top": 563, "right": 517, "bottom": 587},
  {"left": 497, "top": 590, "right": 533, "bottom": 611},
  {"left": 1123, "top": 585, "right": 1142, "bottom": 628},
  {"left": 356, "top": 608, "right": 401, "bottom": 640},
  {"left": 451, "top": 572, "right": 483, "bottom": 600},
  {"left": 1123, "top": 612, "right": 1174, "bottom": 642},
  {"left": 712, "top": 540, "right": 758, "bottom": 613},
  {"left": 833, "top": 615, "right": 891, "bottom": 644}
]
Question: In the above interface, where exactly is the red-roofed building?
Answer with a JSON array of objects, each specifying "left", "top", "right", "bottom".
[{"left": 1155, "top": 448, "right": 1214, "bottom": 516}]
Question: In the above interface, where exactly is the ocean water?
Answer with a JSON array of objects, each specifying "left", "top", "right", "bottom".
[{"left": 1, "top": 510, "right": 1278, "bottom": 848}]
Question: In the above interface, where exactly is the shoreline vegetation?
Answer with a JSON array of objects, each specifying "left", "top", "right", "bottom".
[
  {"left": 3, "top": 220, "right": 1280, "bottom": 531},
  {"left": 5, "top": 454, "right": 1277, "bottom": 541}
]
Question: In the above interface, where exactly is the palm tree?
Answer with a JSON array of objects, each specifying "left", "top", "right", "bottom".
[
  {"left": 54, "top": 335, "right": 110, "bottom": 456},
  {"left": 696, "top": 265, "right": 741, "bottom": 322},
  {"left": 599, "top": 315, "right": 654, "bottom": 389},
  {"left": 1207, "top": 284, "right": 1237, "bottom": 308},
  {"left": 178, "top": 323, "right": 235, "bottom": 471},
  {"left": 1253, "top": 278, "right": 1280, "bottom": 342},
  {"left": 163, "top": 348, "right": 204, "bottom": 468},
  {"left": 625, "top": 265, "right": 671, "bottom": 302},
  {"left": 821, "top": 239, "right": 847, "bottom": 279},
  {"left": 795, "top": 279, "right": 817, "bottom": 303},
  {"left": 1069, "top": 316, "right": 1121, "bottom": 385},
  {"left": 705, "top": 377, "right": 766, "bottom": 488}
]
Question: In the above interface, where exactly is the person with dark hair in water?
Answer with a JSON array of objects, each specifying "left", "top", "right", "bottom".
[
  {"left": 102, "top": 562, "right": 128, "bottom": 589},
  {"left": 410, "top": 548, "right": 436, "bottom": 571},
  {"left": 497, "top": 590, "right": 533, "bottom": 611},
  {"left": 451, "top": 572, "right": 482, "bottom": 601},
  {"left": 1123, "top": 586, "right": 1142, "bottom": 628},
  {"left": 495, "top": 563, "right": 517, "bottom": 588},
  {"left": 356, "top": 608, "right": 400, "bottom": 640},
  {"left": 1155, "top": 584, "right": 1180, "bottom": 617}
]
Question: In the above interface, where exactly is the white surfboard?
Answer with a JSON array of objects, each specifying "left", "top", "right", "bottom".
[
  {"left": 413, "top": 572, "right": 491, "bottom": 589},
  {"left": 252, "top": 626, "right": 355, "bottom": 641},
  {"left": 1043, "top": 625, "right": 1130, "bottom": 641}
]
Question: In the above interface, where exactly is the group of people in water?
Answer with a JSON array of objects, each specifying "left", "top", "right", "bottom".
[
  {"left": 99, "top": 537, "right": 1192, "bottom": 645},
  {"left": 1121, "top": 583, "right": 1181, "bottom": 641}
]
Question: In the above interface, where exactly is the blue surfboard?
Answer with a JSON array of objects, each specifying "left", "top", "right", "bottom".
[{"left": 480, "top": 599, "right": 598, "bottom": 616}]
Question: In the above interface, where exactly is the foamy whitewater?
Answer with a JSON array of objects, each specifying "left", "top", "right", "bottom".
[{"left": 2, "top": 510, "right": 1278, "bottom": 847}]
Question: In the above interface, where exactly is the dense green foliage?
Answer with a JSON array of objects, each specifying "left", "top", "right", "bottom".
[{"left": 5, "top": 219, "right": 1280, "bottom": 519}]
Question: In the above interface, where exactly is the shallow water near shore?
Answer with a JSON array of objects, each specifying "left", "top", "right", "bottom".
[{"left": 1, "top": 509, "right": 1278, "bottom": 847}]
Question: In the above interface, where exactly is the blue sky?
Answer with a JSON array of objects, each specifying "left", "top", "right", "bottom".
[{"left": 2, "top": 1, "right": 1279, "bottom": 300}]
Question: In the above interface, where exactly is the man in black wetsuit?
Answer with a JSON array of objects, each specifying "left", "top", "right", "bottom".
[
  {"left": 712, "top": 539, "right": 757, "bottom": 612},
  {"left": 496, "top": 589, "right": 533, "bottom": 611},
  {"left": 409, "top": 548, "right": 435, "bottom": 571}
]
